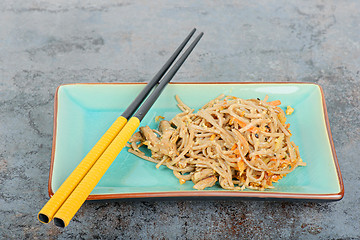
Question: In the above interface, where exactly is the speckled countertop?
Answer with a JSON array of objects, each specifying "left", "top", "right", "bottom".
[{"left": 0, "top": 1, "right": 359, "bottom": 239}]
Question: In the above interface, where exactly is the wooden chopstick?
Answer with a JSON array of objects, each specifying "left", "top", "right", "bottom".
[
  {"left": 37, "top": 28, "right": 198, "bottom": 225},
  {"left": 52, "top": 31, "right": 203, "bottom": 228}
]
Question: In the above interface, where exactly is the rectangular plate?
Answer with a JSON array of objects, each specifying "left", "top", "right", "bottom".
[{"left": 49, "top": 82, "right": 344, "bottom": 201}]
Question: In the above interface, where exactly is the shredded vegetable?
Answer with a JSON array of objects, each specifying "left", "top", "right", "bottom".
[{"left": 127, "top": 95, "right": 305, "bottom": 191}]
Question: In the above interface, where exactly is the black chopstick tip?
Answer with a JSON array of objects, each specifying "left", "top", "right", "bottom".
[
  {"left": 187, "top": 28, "right": 197, "bottom": 40},
  {"left": 121, "top": 28, "right": 198, "bottom": 119},
  {"left": 192, "top": 32, "right": 204, "bottom": 44},
  {"left": 133, "top": 29, "right": 204, "bottom": 121}
]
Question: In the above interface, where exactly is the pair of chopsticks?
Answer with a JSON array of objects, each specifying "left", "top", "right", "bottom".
[{"left": 38, "top": 28, "right": 203, "bottom": 228}]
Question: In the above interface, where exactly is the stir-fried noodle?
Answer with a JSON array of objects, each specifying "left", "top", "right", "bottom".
[{"left": 127, "top": 95, "right": 305, "bottom": 190}]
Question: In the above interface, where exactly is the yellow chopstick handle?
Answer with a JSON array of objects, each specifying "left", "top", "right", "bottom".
[
  {"left": 53, "top": 117, "right": 140, "bottom": 227},
  {"left": 38, "top": 116, "right": 128, "bottom": 224}
]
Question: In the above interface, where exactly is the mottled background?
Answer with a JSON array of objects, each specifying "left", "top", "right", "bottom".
[{"left": 0, "top": 0, "right": 359, "bottom": 239}]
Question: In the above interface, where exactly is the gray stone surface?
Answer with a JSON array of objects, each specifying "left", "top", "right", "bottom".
[{"left": 0, "top": 0, "right": 359, "bottom": 239}]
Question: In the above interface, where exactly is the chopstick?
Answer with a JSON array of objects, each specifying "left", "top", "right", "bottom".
[
  {"left": 39, "top": 29, "right": 203, "bottom": 228},
  {"left": 52, "top": 31, "right": 203, "bottom": 228},
  {"left": 121, "top": 28, "right": 197, "bottom": 119},
  {"left": 38, "top": 28, "right": 198, "bottom": 225}
]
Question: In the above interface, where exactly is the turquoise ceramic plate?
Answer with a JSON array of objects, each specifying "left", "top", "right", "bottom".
[{"left": 49, "top": 83, "right": 344, "bottom": 201}]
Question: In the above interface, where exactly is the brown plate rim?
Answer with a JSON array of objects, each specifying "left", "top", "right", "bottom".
[{"left": 48, "top": 82, "right": 344, "bottom": 201}]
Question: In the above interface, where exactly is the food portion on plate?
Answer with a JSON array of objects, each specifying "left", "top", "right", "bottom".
[{"left": 127, "top": 94, "right": 306, "bottom": 191}]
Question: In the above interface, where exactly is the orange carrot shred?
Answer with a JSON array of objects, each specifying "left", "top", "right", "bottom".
[
  {"left": 234, "top": 148, "right": 240, "bottom": 155},
  {"left": 233, "top": 118, "right": 260, "bottom": 133},
  {"left": 237, "top": 160, "right": 246, "bottom": 172},
  {"left": 268, "top": 100, "right": 281, "bottom": 106}
]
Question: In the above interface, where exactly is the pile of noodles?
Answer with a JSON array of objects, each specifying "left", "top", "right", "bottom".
[{"left": 127, "top": 95, "right": 305, "bottom": 191}]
